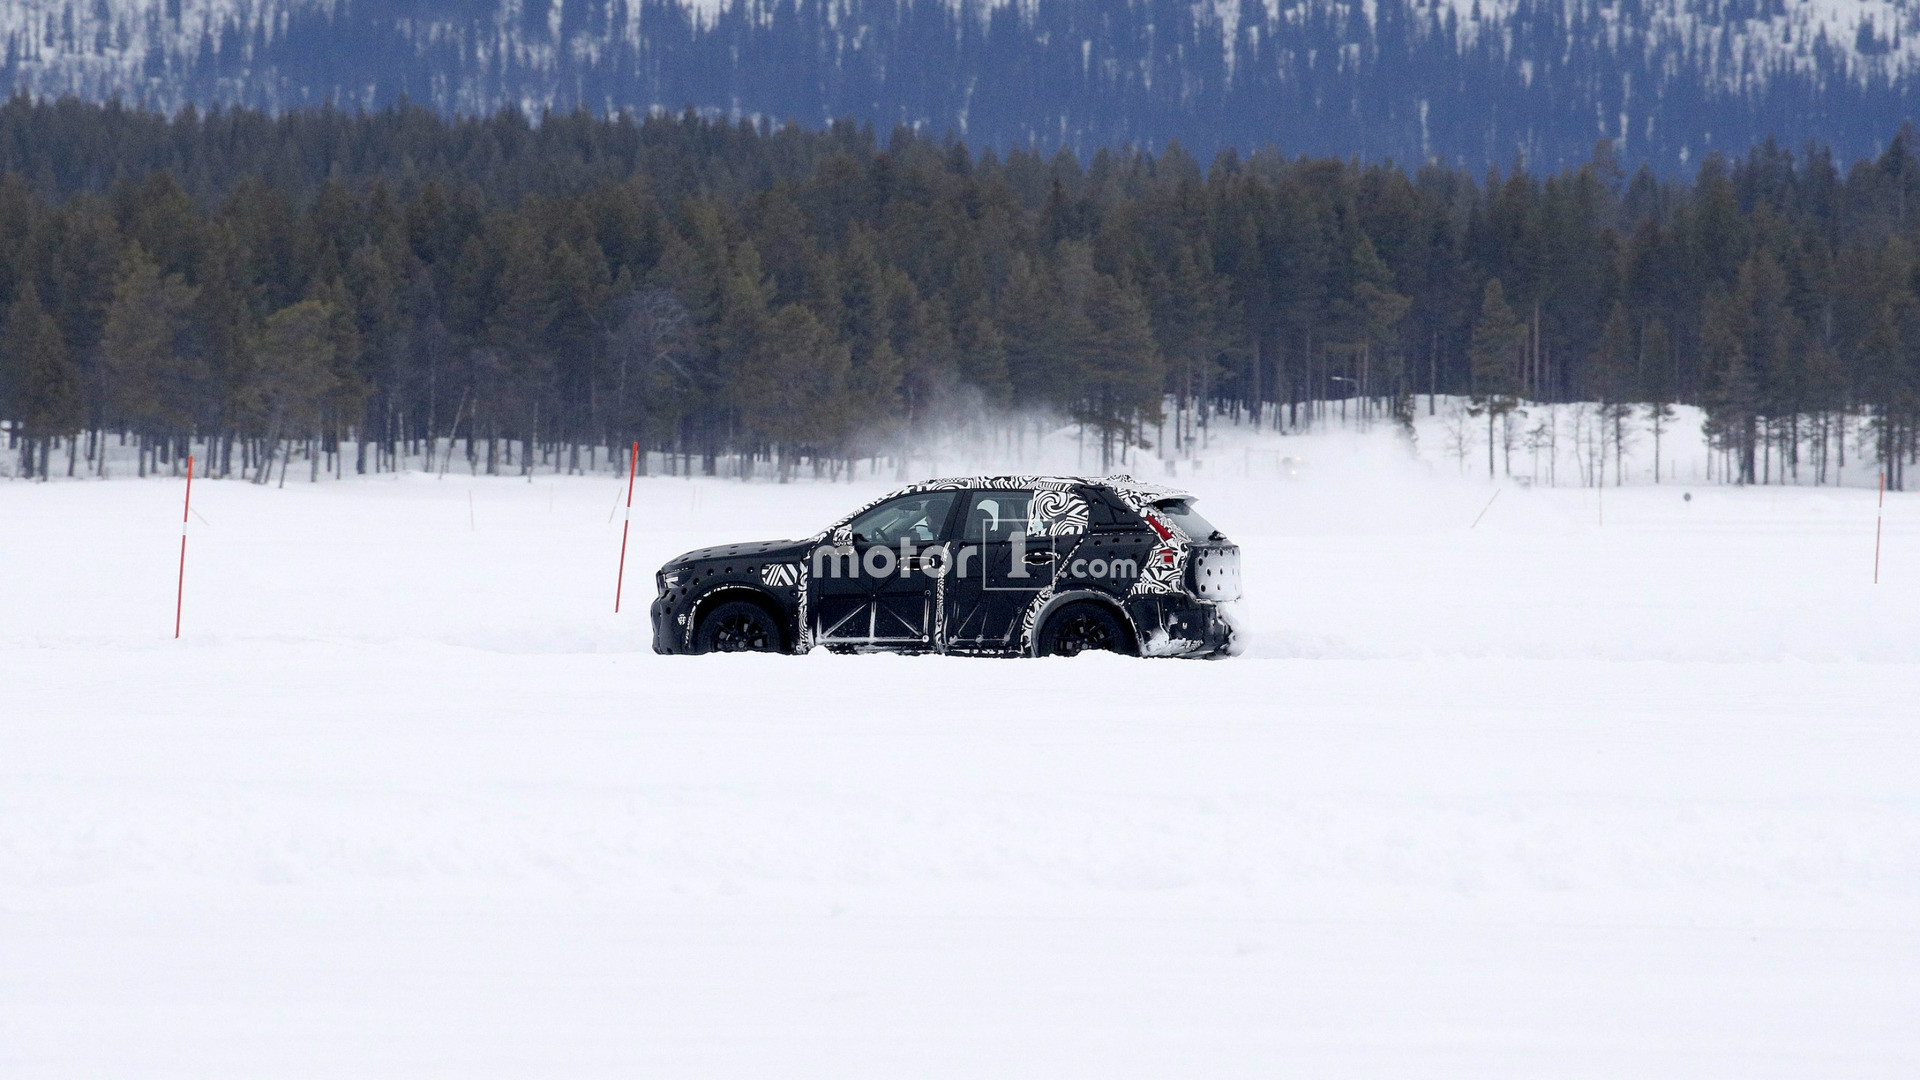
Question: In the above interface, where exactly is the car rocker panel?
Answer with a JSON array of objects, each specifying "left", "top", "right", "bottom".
[{"left": 650, "top": 475, "right": 1240, "bottom": 657}]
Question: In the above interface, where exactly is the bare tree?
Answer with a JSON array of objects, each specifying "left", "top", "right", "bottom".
[
  {"left": 607, "top": 286, "right": 691, "bottom": 476},
  {"left": 1441, "top": 398, "right": 1477, "bottom": 473}
]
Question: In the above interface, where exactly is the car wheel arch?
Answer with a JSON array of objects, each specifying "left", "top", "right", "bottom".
[
  {"left": 1024, "top": 589, "right": 1140, "bottom": 657},
  {"left": 686, "top": 584, "right": 795, "bottom": 651}
]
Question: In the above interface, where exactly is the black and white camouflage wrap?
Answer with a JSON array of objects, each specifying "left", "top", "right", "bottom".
[
  {"left": 1017, "top": 584, "right": 1057, "bottom": 653},
  {"left": 932, "top": 563, "right": 948, "bottom": 650},
  {"left": 818, "top": 473, "right": 1178, "bottom": 541},
  {"left": 1028, "top": 489, "right": 1090, "bottom": 536},
  {"left": 794, "top": 562, "right": 812, "bottom": 652},
  {"left": 756, "top": 473, "right": 1224, "bottom": 655},
  {"left": 1100, "top": 476, "right": 1194, "bottom": 597}
]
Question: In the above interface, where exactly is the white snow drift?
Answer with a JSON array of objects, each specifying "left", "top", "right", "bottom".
[{"left": 2, "top": 424, "right": 1917, "bottom": 1078}]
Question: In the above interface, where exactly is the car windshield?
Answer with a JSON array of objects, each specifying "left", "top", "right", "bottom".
[{"left": 1154, "top": 499, "right": 1221, "bottom": 541}]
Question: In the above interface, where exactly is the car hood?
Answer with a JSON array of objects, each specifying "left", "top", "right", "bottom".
[{"left": 666, "top": 538, "right": 814, "bottom": 568}]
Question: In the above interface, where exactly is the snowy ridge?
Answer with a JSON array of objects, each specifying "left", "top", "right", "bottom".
[
  {"left": 1427, "top": 0, "right": 1920, "bottom": 87},
  {"left": 10, "top": 0, "right": 1920, "bottom": 90},
  {"left": 7, "top": 0, "right": 1920, "bottom": 171}
]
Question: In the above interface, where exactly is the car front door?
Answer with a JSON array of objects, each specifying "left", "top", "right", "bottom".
[{"left": 811, "top": 491, "right": 958, "bottom": 648}]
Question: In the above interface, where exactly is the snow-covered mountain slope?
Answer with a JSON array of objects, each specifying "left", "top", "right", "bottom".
[
  {"left": 1432, "top": 0, "right": 1920, "bottom": 85},
  {"left": 7, "top": 0, "right": 1920, "bottom": 172}
]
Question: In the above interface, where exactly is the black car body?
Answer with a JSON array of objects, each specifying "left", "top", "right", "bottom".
[{"left": 650, "top": 475, "right": 1242, "bottom": 657}]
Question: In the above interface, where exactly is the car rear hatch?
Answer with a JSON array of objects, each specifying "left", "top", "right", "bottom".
[
  {"left": 1188, "top": 543, "right": 1242, "bottom": 601},
  {"left": 1150, "top": 497, "right": 1241, "bottom": 602}
]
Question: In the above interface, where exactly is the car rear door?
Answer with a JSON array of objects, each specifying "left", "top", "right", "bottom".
[{"left": 943, "top": 489, "right": 1064, "bottom": 651}]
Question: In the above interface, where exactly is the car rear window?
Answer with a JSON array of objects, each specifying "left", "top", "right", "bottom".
[{"left": 1153, "top": 499, "right": 1220, "bottom": 541}]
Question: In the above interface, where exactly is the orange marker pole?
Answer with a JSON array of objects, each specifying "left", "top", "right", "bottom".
[
  {"left": 175, "top": 455, "right": 194, "bottom": 638},
  {"left": 1874, "top": 470, "right": 1885, "bottom": 585},
  {"left": 615, "top": 441, "right": 638, "bottom": 613}
]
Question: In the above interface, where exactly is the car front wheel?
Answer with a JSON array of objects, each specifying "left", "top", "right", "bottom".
[
  {"left": 1038, "top": 602, "right": 1133, "bottom": 657},
  {"left": 693, "top": 599, "right": 786, "bottom": 654}
]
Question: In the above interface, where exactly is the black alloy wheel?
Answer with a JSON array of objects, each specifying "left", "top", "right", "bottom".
[
  {"left": 1039, "top": 602, "right": 1131, "bottom": 657},
  {"left": 695, "top": 599, "right": 785, "bottom": 654}
]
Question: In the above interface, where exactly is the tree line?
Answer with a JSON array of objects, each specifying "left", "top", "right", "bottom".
[{"left": 1, "top": 97, "right": 1919, "bottom": 486}]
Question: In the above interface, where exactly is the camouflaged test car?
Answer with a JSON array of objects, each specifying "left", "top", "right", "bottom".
[{"left": 650, "top": 475, "right": 1242, "bottom": 658}]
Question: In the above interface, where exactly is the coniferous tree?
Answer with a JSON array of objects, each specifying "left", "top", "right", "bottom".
[
  {"left": 1852, "top": 285, "right": 1919, "bottom": 491},
  {"left": 1594, "top": 301, "right": 1636, "bottom": 485},
  {"left": 2, "top": 281, "right": 83, "bottom": 478},
  {"left": 954, "top": 296, "right": 1011, "bottom": 408},
  {"left": 98, "top": 244, "right": 201, "bottom": 475},
  {"left": 1341, "top": 235, "right": 1412, "bottom": 413},
  {"left": 1469, "top": 279, "right": 1524, "bottom": 477},
  {"left": 239, "top": 300, "right": 340, "bottom": 485},
  {"left": 1641, "top": 319, "right": 1677, "bottom": 483},
  {"left": 743, "top": 304, "right": 853, "bottom": 474},
  {"left": 1149, "top": 241, "right": 1236, "bottom": 448},
  {"left": 1075, "top": 271, "right": 1165, "bottom": 471}
]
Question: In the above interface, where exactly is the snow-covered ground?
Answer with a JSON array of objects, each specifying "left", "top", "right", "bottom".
[{"left": 3, "top": 424, "right": 1917, "bottom": 1078}]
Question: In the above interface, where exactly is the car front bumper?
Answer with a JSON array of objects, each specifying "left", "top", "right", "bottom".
[{"left": 650, "top": 593, "right": 690, "bottom": 654}]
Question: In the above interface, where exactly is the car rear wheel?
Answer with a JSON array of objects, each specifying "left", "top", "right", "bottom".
[
  {"left": 694, "top": 599, "right": 786, "bottom": 654},
  {"left": 1038, "top": 602, "right": 1133, "bottom": 657}
]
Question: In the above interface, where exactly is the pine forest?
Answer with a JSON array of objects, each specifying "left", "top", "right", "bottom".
[{"left": 2, "top": 98, "right": 1919, "bottom": 487}]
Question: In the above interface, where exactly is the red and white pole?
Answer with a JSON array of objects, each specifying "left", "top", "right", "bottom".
[
  {"left": 1874, "top": 469, "right": 1885, "bottom": 585},
  {"left": 614, "top": 441, "right": 638, "bottom": 613},
  {"left": 175, "top": 455, "right": 194, "bottom": 638}
]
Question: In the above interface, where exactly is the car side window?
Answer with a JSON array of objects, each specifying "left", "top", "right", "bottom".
[
  {"left": 961, "top": 491, "right": 1034, "bottom": 542},
  {"left": 846, "top": 492, "right": 957, "bottom": 546}
]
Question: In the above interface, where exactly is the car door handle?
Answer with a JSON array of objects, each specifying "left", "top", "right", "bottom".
[{"left": 1023, "top": 550, "right": 1056, "bottom": 565}]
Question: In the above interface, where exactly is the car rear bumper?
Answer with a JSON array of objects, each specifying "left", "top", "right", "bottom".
[{"left": 1128, "top": 593, "right": 1239, "bottom": 658}]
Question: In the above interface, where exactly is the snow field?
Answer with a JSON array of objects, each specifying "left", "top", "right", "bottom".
[{"left": 2, "top": 431, "right": 1918, "bottom": 1077}]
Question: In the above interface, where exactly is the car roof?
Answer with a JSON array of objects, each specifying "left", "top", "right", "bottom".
[
  {"left": 915, "top": 474, "right": 1197, "bottom": 504},
  {"left": 821, "top": 474, "right": 1200, "bottom": 539}
]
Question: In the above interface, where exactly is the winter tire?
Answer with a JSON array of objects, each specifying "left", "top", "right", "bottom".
[
  {"left": 693, "top": 599, "right": 786, "bottom": 654},
  {"left": 1038, "top": 602, "right": 1133, "bottom": 657}
]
